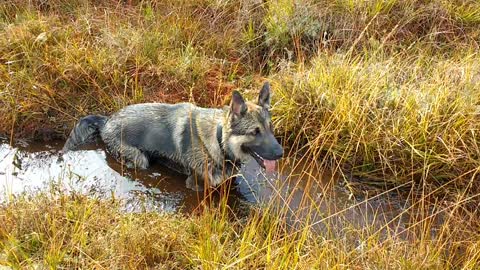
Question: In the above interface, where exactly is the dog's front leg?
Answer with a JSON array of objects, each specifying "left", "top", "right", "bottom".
[
  {"left": 185, "top": 166, "right": 224, "bottom": 191},
  {"left": 208, "top": 167, "right": 225, "bottom": 188},
  {"left": 186, "top": 173, "right": 204, "bottom": 191}
]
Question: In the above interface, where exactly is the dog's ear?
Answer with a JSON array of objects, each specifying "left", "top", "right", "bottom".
[
  {"left": 258, "top": 82, "right": 271, "bottom": 110},
  {"left": 231, "top": 91, "right": 247, "bottom": 118}
]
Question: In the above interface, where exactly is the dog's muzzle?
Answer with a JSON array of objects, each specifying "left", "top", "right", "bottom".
[{"left": 243, "top": 145, "right": 283, "bottom": 173}]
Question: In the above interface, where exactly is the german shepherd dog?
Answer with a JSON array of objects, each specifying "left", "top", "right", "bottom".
[{"left": 63, "top": 82, "right": 283, "bottom": 190}]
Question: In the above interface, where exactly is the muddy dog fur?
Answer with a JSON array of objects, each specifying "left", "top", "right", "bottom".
[{"left": 63, "top": 82, "right": 283, "bottom": 190}]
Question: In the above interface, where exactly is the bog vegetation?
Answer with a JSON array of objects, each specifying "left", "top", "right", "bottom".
[{"left": 1, "top": 0, "right": 480, "bottom": 269}]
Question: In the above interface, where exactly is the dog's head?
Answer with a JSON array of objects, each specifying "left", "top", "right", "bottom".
[{"left": 226, "top": 82, "right": 284, "bottom": 172}]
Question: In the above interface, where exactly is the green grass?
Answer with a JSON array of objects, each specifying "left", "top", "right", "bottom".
[{"left": 2, "top": 0, "right": 480, "bottom": 268}]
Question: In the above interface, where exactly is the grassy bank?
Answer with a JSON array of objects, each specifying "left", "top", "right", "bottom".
[
  {"left": 274, "top": 52, "right": 480, "bottom": 193},
  {"left": 1, "top": 192, "right": 479, "bottom": 269}
]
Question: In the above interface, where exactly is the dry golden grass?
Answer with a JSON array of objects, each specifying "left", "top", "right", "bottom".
[
  {"left": 273, "top": 52, "right": 480, "bottom": 192},
  {"left": 1, "top": 186, "right": 479, "bottom": 269}
]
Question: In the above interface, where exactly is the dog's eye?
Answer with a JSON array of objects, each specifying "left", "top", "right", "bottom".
[{"left": 250, "top": 127, "right": 260, "bottom": 136}]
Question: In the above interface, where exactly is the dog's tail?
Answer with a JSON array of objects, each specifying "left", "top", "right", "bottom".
[{"left": 62, "top": 115, "right": 108, "bottom": 152}]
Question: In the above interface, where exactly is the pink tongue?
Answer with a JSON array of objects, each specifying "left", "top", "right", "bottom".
[{"left": 263, "top": 160, "right": 276, "bottom": 173}]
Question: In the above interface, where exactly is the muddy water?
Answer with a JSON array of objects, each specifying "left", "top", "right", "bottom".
[{"left": 0, "top": 139, "right": 425, "bottom": 236}]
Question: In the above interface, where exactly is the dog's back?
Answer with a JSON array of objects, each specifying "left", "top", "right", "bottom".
[{"left": 100, "top": 103, "right": 225, "bottom": 171}]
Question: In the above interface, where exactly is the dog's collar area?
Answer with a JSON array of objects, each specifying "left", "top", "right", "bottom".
[
  {"left": 216, "top": 124, "right": 223, "bottom": 148},
  {"left": 216, "top": 124, "right": 237, "bottom": 164}
]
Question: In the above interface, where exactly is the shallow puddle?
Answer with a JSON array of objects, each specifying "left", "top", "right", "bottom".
[
  {"left": 0, "top": 140, "right": 336, "bottom": 212},
  {"left": 0, "top": 139, "right": 438, "bottom": 237}
]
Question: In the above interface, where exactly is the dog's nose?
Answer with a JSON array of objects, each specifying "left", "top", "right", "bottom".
[{"left": 274, "top": 147, "right": 284, "bottom": 159}]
